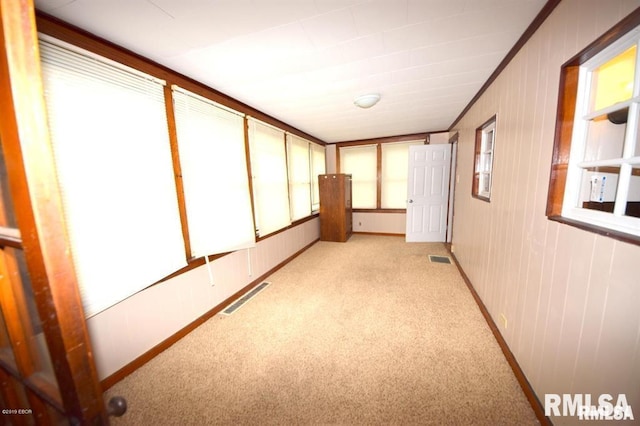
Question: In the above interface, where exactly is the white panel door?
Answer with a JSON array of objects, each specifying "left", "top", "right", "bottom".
[{"left": 405, "top": 144, "right": 451, "bottom": 242}]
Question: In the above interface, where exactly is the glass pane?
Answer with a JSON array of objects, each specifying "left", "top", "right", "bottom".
[
  {"left": 481, "top": 152, "right": 493, "bottom": 173},
  {"left": 340, "top": 145, "right": 377, "bottom": 208},
  {"left": 635, "top": 123, "right": 640, "bottom": 157},
  {"left": 0, "top": 137, "right": 18, "bottom": 228},
  {"left": 627, "top": 166, "right": 640, "bottom": 218},
  {"left": 1, "top": 374, "right": 33, "bottom": 421},
  {"left": 3, "top": 247, "right": 57, "bottom": 386},
  {"left": 590, "top": 45, "right": 636, "bottom": 112},
  {"left": 0, "top": 304, "right": 17, "bottom": 370},
  {"left": 381, "top": 141, "right": 422, "bottom": 208},
  {"left": 484, "top": 129, "right": 494, "bottom": 151},
  {"left": 584, "top": 116, "right": 626, "bottom": 161},
  {"left": 481, "top": 172, "right": 491, "bottom": 194},
  {"left": 578, "top": 167, "right": 621, "bottom": 212}
]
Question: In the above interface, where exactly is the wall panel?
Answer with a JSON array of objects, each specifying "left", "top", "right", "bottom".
[{"left": 451, "top": 1, "right": 640, "bottom": 423}]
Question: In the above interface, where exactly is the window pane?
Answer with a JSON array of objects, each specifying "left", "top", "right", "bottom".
[
  {"left": 578, "top": 167, "right": 621, "bottom": 212},
  {"left": 40, "top": 41, "right": 187, "bottom": 317},
  {"left": 40, "top": 38, "right": 187, "bottom": 317},
  {"left": 635, "top": 122, "right": 640, "bottom": 157},
  {"left": 381, "top": 141, "right": 422, "bottom": 208},
  {"left": 172, "top": 87, "right": 255, "bottom": 257},
  {"left": 249, "top": 120, "right": 291, "bottom": 237},
  {"left": 584, "top": 116, "right": 626, "bottom": 161},
  {"left": 481, "top": 172, "right": 491, "bottom": 195},
  {"left": 628, "top": 166, "right": 640, "bottom": 218},
  {"left": 310, "top": 144, "right": 326, "bottom": 211},
  {"left": 0, "top": 304, "right": 16, "bottom": 370},
  {"left": 590, "top": 45, "right": 636, "bottom": 112},
  {"left": 0, "top": 247, "right": 59, "bottom": 396},
  {"left": 0, "top": 138, "right": 18, "bottom": 229},
  {"left": 286, "top": 135, "right": 312, "bottom": 221},
  {"left": 484, "top": 129, "right": 494, "bottom": 151},
  {"left": 340, "top": 145, "right": 377, "bottom": 208}
]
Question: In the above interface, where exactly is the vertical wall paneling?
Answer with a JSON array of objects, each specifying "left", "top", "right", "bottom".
[
  {"left": 451, "top": 1, "right": 640, "bottom": 423},
  {"left": 87, "top": 218, "right": 319, "bottom": 379}
]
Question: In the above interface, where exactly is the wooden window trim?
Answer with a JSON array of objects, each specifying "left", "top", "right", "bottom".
[
  {"left": 1, "top": 2, "right": 107, "bottom": 420},
  {"left": 472, "top": 115, "right": 497, "bottom": 202},
  {"left": 546, "top": 7, "right": 640, "bottom": 247}
]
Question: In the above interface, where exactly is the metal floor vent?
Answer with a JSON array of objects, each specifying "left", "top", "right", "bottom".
[
  {"left": 429, "top": 255, "right": 452, "bottom": 264},
  {"left": 221, "top": 282, "right": 270, "bottom": 315}
]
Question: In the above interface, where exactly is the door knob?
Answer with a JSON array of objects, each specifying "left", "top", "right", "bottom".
[
  {"left": 107, "top": 396, "right": 128, "bottom": 417},
  {"left": 408, "top": 199, "right": 413, "bottom": 203}
]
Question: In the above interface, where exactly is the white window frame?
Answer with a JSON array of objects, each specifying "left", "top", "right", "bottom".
[
  {"left": 474, "top": 117, "right": 496, "bottom": 201},
  {"left": 562, "top": 28, "right": 640, "bottom": 238},
  {"left": 310, "top": 143, "right": 326, "bottom": 212}
]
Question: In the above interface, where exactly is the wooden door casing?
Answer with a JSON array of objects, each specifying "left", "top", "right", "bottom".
[{"left": 0, "top": 0, "right": 110, "bottom": 423}]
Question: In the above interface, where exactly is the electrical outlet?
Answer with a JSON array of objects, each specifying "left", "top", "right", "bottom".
[{"left": 500, "top": 313, "right": 508, "bottom": 329}]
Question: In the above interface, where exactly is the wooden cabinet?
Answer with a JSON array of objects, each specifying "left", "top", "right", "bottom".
[{"left": 319, "top": 174, "right": 352, "bottom": 242}]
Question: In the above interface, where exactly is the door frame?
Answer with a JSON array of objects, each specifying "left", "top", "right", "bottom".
[
  {"left": 446, "top": 132, "right": 459, "bottom": 243},
  {"left": 0, "top": 0, "right": 108, "bottom": 422}
]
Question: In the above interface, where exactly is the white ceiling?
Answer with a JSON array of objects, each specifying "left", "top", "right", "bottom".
[{"left": 34, "top": 0, "right": 547, "bottom": 143}]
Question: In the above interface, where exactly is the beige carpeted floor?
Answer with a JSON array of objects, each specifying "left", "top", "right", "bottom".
[{"left": 107, "top": 235, "right": 538, "bottom": 425}]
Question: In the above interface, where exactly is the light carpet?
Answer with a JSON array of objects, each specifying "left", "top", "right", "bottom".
[{"left": 107, "top": 235, "right": 538, "bottom": 425}]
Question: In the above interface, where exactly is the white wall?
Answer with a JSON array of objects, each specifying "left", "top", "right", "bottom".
[
  {"left": 429, "top": 131, "right": 449, "bottom": 144},
  {"left": 325, "top": 144, "right": 337, "bottom": 174},
  {"left": 87, "top": 218, "right": 319, "bottom": 380},
  {"left": 352, "top": 212, "right": 405, "bottom": 234},
  {"left": 451, "top": 1, "right": 640, "bottom": 424}
]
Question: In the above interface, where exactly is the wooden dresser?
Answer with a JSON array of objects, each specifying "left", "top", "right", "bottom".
[{"left": 319, "top": 174, "right": 352, "bottom": 242}]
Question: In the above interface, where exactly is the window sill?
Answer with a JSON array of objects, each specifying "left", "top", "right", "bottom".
[
  {"left": 548, "top": 214, "right": 640, "bottom": 246},
  {"left": 472, "top": 194, "right": 491, "bottom": 203},
  {"left": 352, "top": 208, "right": 407, "bottom": 213}
]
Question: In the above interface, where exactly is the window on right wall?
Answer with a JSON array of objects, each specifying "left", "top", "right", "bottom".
[
  {"left": 547, "top": 11, "right": 640, "bottom": 244},
  {"left": 473, "top": 115, "right": 497, "bottom": 202}
]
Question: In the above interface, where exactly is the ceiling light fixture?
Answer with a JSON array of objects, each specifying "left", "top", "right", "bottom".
[{"left": 353, "top": 93, "right": 381, "bottom": 109}]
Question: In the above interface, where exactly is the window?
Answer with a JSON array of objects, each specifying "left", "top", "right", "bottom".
[
  {"left": 338, "top": 137, "right": 427, "bottom": 209},
  {"left": 286, "top": 135, "right": 325, "bottom": 219},
  {"left": 473, "top": 116, "right": 497, "bottom": 201},
  {"left": 339, "top": 144, "right": 377, "bottom": 208},
  {"left": 310, "top": 143, "right": 326, "bottom": 211},
  {"left": 172, "top": 86, "right": 255, "bottom": 258},
  {"left": 248, "top": 118, "right": 291, "bottom": 237},
  {"left": 548, "top": 15, "right": 640, "bottom": 243},
  {"left": 39, "top": 36, "right": 187, "bottom": 317},
  {"left": 286, "top": 134, "right": 312, "bottom": 221},
  {"left": 381, "top": 141, "right": 424, "bottom": 208}
]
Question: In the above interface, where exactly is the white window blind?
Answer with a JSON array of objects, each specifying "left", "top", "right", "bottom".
[
  {"left": 286, "top": 134, "right": 312, "bottom": 221},
  {"left": 381, "top": 140, "right": 424, "bottom": 208},
  {"left": 39, "top": 37, "right": 187, "bottom": 318},
  {"left": 172, "top": 87, "right": 256, "bottom": 258},
  {"left": 311, "top": 143, "right": 326, "bottom": 211},
  {"left": 340, "top": 145, "right": 377, "bottom": 208},
  {"left": 248, "top": 119, "right": 291, "bottom": 236}
]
